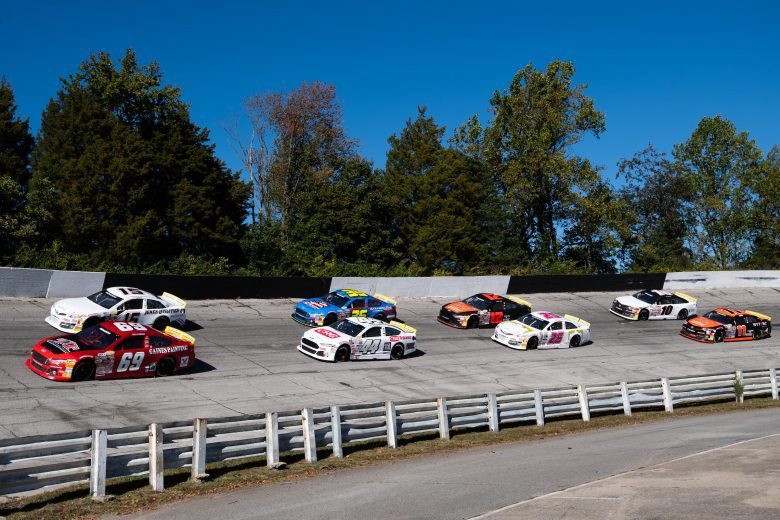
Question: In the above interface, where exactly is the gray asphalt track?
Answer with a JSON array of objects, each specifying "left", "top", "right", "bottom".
[
  {"left": 0, "top": 288, "right": 778, "bottom": 438},
  {"left": 129, "top": 408, "right": 780, "bottom": 520}
]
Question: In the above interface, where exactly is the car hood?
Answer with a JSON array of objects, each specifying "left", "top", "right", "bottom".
[
  {"left": 497, "top": 321, "right": 537, "bottom": 336},
  {"left": 687, "top": 316, "right": 723, "bottom": 329},
  {"left": 615, "top": 296, "right": 650, "bottom": 309},
  {"left": 54, "top": 297, "right": 108, "bottom": 317},
  {"left": 303, "top": 327, "right": 352, "bottom": 345},
  {"left": 296, "top": 298, "right": 340, "bottom": 314},
  {"left": 444, "top": 301, "right": 478, "bottom": 314}
]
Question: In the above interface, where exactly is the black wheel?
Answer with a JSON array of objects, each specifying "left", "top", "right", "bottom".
[
  {"left": 467, "top": 316, "right": 479, "bottom": 329},
  {"left": 677, "top": 309, "right": 688, "bottom": 320},
  {"left": 638, "top": 309, "right": 649, "bottom": 321},
  {"left": 156, "top": 356, "right": 176, "bottom": 376},
  {"left": 153, "top": 316, "right": 170, "bottom": 330},
  {"left": 390, "top": 343, "right": 405, "bottom": 360},
  {"left": 374, "top": 313, "right": 385, "bottom": 322},
  {"left": 569, "top": 335, "right": 581, "bottom": 348},
  {"left": 324, "top": 314, "right": 337, "bottom": 326},
  {"left": 82, "top": 317, "right": 99, "bottom": 330},
  {"left": 526, "top": 336, "right": 539, "bottom": 350},
  {"left": 335, "top": 345, "right": 350, "bottom": 362},
  {"left": 71, "top": 360, "right": 95, "bottom": 382},
  {"left": 714, "top": 329, "right": 725, "bottom": 343}
]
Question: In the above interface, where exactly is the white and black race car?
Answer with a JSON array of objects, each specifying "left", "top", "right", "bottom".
[
  {"left": 610, "top": 289, "right": 697, "bottom": 321},
  {"left": 298, "top": 317, "right": 417, "bottom": 362},
  {"left": 45, "top": 287, "right": 186, "bottom": 332}
]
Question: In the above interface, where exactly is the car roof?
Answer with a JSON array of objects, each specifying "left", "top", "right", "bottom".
[
  {"left": 344, "top": 316, "right": 385, "bottom": 326},
  {"left": 713, "top": 307, "right": 743, "bottom": 317},
  {"left": 106, "top": 287, "right": 156, "bottom": 299},
  {"left": 479, "top": 293, "right": 503, "bottom": 300},
  {"left": 530, "top": 311, "right": 562, "bottom": 320},
  {"left": 333, "top": 289, "right": 369, "bottom": 298}
]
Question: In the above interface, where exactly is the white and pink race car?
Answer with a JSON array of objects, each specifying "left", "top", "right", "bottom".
[{"left": 491, "top": 311, "right": 591, "bottom": 350}]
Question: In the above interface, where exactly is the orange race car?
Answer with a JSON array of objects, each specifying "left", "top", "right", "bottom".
[
  {"left": 437, "top": 293, "right": 532, "bottom": 329},
  {"left": 680, "top": 308, "right": 772, "bottom": 343}
]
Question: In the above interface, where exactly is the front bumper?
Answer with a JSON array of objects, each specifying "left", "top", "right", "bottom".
[
  {"left": 45, "top": 315, "right": 83, "bottom": 332},
  {"left": 297, "top": 341, "right": 334, "bottom": 361},
  {"left": 680, "top": 324, "right": 714, "bottom": 343},
  {"left": 609, "top": 302, "right": 638, "bottom": 320},
  {"left": 491, "top": 330, "right": 527, "bottom": 350},
  {"left": 437, "top": 311, "right": 469, "bottom": 328},
  {"left": 291, "top": 313, "right": 321, "bottom": 327},
  {"left": 25, "top": 358, "right": 72, "bottom": 381}
]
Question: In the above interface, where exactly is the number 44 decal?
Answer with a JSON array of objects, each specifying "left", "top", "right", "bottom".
[{"left": 116, "top": 351, "right": 144, "bottom": 372}]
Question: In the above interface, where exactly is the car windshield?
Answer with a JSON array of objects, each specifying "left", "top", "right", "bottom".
[
  {"left": 75, "top": 326, "right": 119, "bottom": 350},
  {"left": 86, "top": 290, "right": 122, "bottom": 309},
  {"left": 463, "top": 295, "right": 491, "bottom": 310},
  {"left": 704, "top": 311, "right": 733, "bottom": 325},
  {"left": 322, "top": 292, "right": 349, "bottom": 308},
  {"left": 519, "top": 314, "right": 550, "bottom": 330},
  {"left": 331, "top": 320, "right": 365, "bottom": 337},
  {"left": 633, "top": 290, "right": 659, "bottom": 304}
]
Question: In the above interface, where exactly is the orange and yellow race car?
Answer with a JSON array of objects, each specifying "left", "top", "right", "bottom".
[
  {"left": 437, "top": 293, "right": 532, "bottom": 329},
  {"left": 680, "top": 308, "right": 772, "bottom": 343}
]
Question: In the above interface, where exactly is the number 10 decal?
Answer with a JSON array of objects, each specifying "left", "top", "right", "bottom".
[{"left": 117, "top": 352, "right": 144, "bottom": 372}]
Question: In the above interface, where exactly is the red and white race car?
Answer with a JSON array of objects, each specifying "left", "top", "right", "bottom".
[{"left": 26, "top": 322, "right": 195, "bottom": 382}]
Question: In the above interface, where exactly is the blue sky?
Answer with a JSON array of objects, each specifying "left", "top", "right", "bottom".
[{"left": 2, "top": 1, "right": 778, "bottom": 182}]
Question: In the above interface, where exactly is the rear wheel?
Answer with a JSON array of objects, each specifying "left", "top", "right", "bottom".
[
  {"left": 390, "top": 343, "right": 405, "bottom": 360},
  {"left": 677, "top": 309, "right": 688, "bottom": 320},
  {"left": 714, "top": 329, "right": 725, "bottom": 343},
  {"left": 526, "top": 336, "right": 539, "bottom": 350},
  {"left": 335, "top": 345, "right": 350, "bottom": 362},
  {"left": 71, "top": 360, "right": 95, "bottom": 382},
  {"left": 324, "top": 314, "right": 337, "bottom": 326},
  {"left": 374, "top": 313, "right": 385, "bottom": 322},
  {"left": 153, "top": 317, "right": 170, "bottom": 330},
  {"left": 638, "top": 309, "right": 649, "bottom": 321},
  {"left": 569, "top": 335, "right": 581, "bottom": 348},
  {"left": 156, "top": 356, "right": 176, "bottom": 376}
]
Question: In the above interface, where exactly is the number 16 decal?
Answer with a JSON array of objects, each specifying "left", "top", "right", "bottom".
[{"left": 116, "top": 352, "right": 144, "bottom": 372}]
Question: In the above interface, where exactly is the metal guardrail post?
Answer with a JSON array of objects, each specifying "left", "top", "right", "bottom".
[
  {"left": 577, "top": 385, "right": 591, "bottom": 422},
  {"left": 386, "top": 401, "right": 398, "bottom": 448},
  {"left": 89, "top": 429, "right": 107, "bottom": 499},
  {"left": 265, "top": 412, "right": 280, "bottom": 466},
  {"left": 661, "top": 378, "right": 674, "bottom": 413},
  {"left": 620, "top": 382, "right": 632, "bottom": 416},
  {"left": 302, "top": 408, "right": 317, "bottom": 463},
  {"left": 330, "top": 406, "right": 343, "bottom": 458},
  {"left": 148, "top": 423, "right": 164, "bottom": 491},
  {"left": 486, "top": 393, "right": 499, "bottom": 432},
  {"left": 437, "top": 397, "right": 450, "bottom": 440},
  {"left": 534, "top": 389, "right": 545, "bottom": 426},
  {"left": 735, "top": 370, "right": 744, "bottom": 403},
  {"left": 191, "top": 418, "right": 208, "bottom": 482},
  {"left": 770, "top": 368, "right": 779, "bottom": 400}
]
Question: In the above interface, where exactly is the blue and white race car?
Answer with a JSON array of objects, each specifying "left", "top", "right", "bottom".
[{"left": 291, "top": 289, "right": 397, "bottom": 327}]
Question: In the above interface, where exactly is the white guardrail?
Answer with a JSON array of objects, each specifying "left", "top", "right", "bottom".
[{"left": 1, "top": 368, "right": 777, "bottom": 498}]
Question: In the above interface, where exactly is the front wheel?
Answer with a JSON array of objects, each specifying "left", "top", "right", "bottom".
[
  {"left": 335, "top": 345, "right": 350, "bottom": 362},
  {"left": 323, "top": 314, "right": 337, "bottom": 326},
  {"left": 390, "top": 343, "right": 405, "bottom": 360},
  {"left": 638, "top": 309, "right": 649, "bottom": 321},
  {"left": 714, "top": 329, "right": 725, "bottom": 343},
  {"left": 82, "top": 317, "right": 99, "bottom": 330},
  {"left": 677, "top": 309, "right": 688, "bottom": 320},
  {"left": 467, "top": 317, "right": 479, "bottom": 329},
  {"left": 526, "top": 336, "right": 539, "bottom": 350},
  {"left": 71, "top": 360, "right": 95, "bottom": 382},
  {"left": 156, "top": 356, "right": 176, "bottom": 376}
]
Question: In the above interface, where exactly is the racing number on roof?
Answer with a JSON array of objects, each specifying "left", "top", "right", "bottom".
[{"left": 114, "top": 322, "right": 147, "bottom": 332}]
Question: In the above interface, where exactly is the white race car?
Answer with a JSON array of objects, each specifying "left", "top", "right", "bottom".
[
  {"left": 298, "top": 317, "right": 417, "bottom": 362},
  {"left": 45, "top": 287, "right": 186, "bottom": 332},
  {"left": 610, "top": 289, "right": 697, "bottom": 321},
  {"left": 491, "top": 311, "right": 591, "bottom": 350}
]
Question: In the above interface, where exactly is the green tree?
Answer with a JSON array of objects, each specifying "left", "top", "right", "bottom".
[
  {"left": 30, "top": 49, "right": 249, "bottom": 268},
  {"left": 484, "top": 60, "right": 606, "bottom": 265},
  {"left": 618, "top": 145, "right": 693, "bottom": 271},
  {"left": 746, "top": 146, "right": 780, "bottom": 268},
  {"left": 673, "top": 116, "right": 763, "bottom": 268}
]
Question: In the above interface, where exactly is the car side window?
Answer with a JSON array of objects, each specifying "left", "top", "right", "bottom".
[
  {"left": 146, "top": 299, "right": 165, "bottom": 310},
  {"left": 149, "top": 336, "right": 171, "bottom": 347},
  {"left": 504, "top": 300, "right": 518, "bottom": 311},
  {"left": 550, "top": 321, "right": 562, "bottom": 330},
  {"left": 350, "top": 299, "right": 365, "bottom": 309},
  {"left": 742, "top": 315, "right": 757, "bottom": 325},
  {"left": 119, "top": 337, "right": 144, "bottom": 350},
  {"left": 658, "top": 296, "right": 672, "bottom": 305},
  {"left": 367, "top": 298, "right": 382, "bottom": 307},
  {"left": 492, "top": 301, "right": 505, "bottom": 312},
  {"left": 364, "top": 327, "right": 382, "bottom": 338},
  {"left": 384, "top": 327, "right": 401, "bottom": 336},
  {"left": 565, "top": 321, "right": 577, "bottom": 329},
  {"left": 671, "top": 295, "right": 686, "bottom": 304},
  {"left": 118, "top": 299, "right": 143, "bottom": 311}
]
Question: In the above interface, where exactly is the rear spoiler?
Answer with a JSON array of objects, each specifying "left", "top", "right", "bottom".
[
  {"left": 374, "top": 293, "right": 397, "bottom": 305},
  {"left": 161, "top": 292, "right": 186, "bottom": 308},
  {"left": 389, "top": 320, "right": 416, "bottom": 334},
  {"left": 564, "top": 314, "right": 590, "bottom": 328},
  {"left": 674, "top": 292, "right": 697, "bottom": 303},
  {"left": 506, "top": 295, "right": 532, "bottom": 309},
  {"left": 745, "top": 310, "right": 772, "bottom": 322},
  {"left": 164, "top": 326, "right": 196, "bottom": 345}
]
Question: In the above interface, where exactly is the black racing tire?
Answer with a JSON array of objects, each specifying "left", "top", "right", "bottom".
[
  {"left": 526, "top": 336, "right": 539, "bottom": 350},
  {"left": 156, "top": 356, "right": 176, "bottom": 377},
  {"left": 324, "top": 314, "right": 338, "bottom": 326},
  {"left": 677, "top": 309, "right": 688, "bottom": 320},
  {"left": 767, "top": 323, "right": 772, "bottom": 337},
  {"left": 390, "top": 343, "right": 405, "bottom": 360},
  {"left": 638, "top": 309, "right": 649, "bottom": 321},
  {"left": 374, "top": 313, "right": 385, "bottom": 322},
  {"left": 82, "top": 317, "right": 99, "bottom": 330},
  {"left": 153, "top": 317, "right": 170, "bottom": 330},
  {"left": 569, "top": 335, "right": 581, "bottom": 348},
  {"left": 335, "top": 345, "right": 350, "bottom": 362},
  {"left": 714, "top": 329, "right": 725, "bottom": 343},
  {"left": 71, "top": 360, "right": 95, "bottom": 382},
  {"left": 467, "top": 316, "right": 479, "bottom": 329}
]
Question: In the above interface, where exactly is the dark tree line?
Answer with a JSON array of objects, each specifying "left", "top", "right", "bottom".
[{"left": 1, "top": 51, "right": 778, "bottom": 275}]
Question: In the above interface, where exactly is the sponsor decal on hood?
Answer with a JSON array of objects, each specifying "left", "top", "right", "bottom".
[
  {"left": 54, "top": 297, "right": 107, "bottom": 316},
  {"left": 615, "top": 296, "right": 649, "bottom": 309},
  {"left": 687, "top": 316, "right": 723, "bottom": 329},
  {"left": 445, "top": 301, "right": 478, "bottom": 314},
  {"left": 300, "top": 299, "right": 338, "bottom": 311},
  {"left": 45, "top": 337, "right": 81, "bottom": 353}
]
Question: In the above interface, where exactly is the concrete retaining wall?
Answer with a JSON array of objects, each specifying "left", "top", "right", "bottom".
[
  {"left": 663, "top": 270, "right": 780, "bottom": 289},
  {"left": 330, "top": 276, "right": 511, "bottom": 298},
  {"left": 46, "top": 271, "right": 105, "bottom": 298},
  {"left": 0, "top": 267, "right": 54, "bottom": 297}
]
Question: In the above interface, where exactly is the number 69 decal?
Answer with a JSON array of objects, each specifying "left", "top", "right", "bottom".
[
  {"left": 115, "top": 322, "right": 147, "bottom": 332},
  {"left": 116, "top": 351, "right": 144, "bottom": 372}
]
